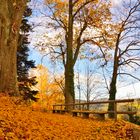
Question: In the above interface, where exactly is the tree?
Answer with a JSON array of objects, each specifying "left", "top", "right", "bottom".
[
  {"left": 17, "top": 5, "right": 38, "bottom": 102},
  {"left": 0, "top": 0, "right": 27, "bottom": 93},
  {"left": 31, "top": 65, "right": 64, "bottom": 110},
  {"left": 84, "top": 64, "right": 104, "bottom": 101},
  {"left": 75, "top": 61, "right": 106, "bottom": 109},
  {"left": 101, "top": 0, "right": 140, "bottom": 118},
  {"left": 37, "top": 0, "right": 111, "bottom": 108}
]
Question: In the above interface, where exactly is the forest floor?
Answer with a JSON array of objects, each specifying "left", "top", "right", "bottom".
[{"left": 0, "top": 94, "right": 140, "bottom": 140}]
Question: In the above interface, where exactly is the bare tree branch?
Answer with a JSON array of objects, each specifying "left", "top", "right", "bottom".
[
  {"left": 73, "top": 0, "right": 96, "bottom": 19},
  {"left": 73, "top": 21, "right": 88, "bottom": 65},
  {"left": 118, "top": 72, "right": 140, "bottom": 81}
]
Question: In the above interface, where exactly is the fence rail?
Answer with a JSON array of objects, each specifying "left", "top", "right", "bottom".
[{"left": 53, "top": 99, "right": 136, "bottom": 120}]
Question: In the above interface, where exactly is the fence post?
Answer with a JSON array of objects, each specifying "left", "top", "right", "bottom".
[
  {"left": 114, "top": 102, "right": 117, "bottom": 121},
  {"left": 53, "top": 105, "right": 55, "bottom": 113},
  {"left": 82, "top": 104, "right": 84, "bottom": 110}
]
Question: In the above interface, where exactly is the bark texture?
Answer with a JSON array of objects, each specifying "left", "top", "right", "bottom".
[
  {"left": 108, "top": 75, "right": 117, "bottom": 118},
  {"left": 108, "top": 37, "right": 119, "bottom": 118},
  {"left": 0, "top": 0, "right": 26, "bottom": 93},
  {"left": 64, "top": 0, "right": 75, "bottom": 109}
]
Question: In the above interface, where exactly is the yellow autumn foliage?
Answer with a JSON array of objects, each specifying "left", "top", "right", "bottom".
[
  {"left": 0, "top": 93, "right": 139, "bottom": 139},
  {"left": 30, "top": 65, "right": 65, "bottom": 111}
]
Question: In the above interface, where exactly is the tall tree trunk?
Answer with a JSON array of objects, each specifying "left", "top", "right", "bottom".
[
  {"left": 108, "top": 73, "right": 117, "bottom": 118},
  {"left": 64, "top": 0, "right": 75, "bottom": 110},
  {"left": 65, "top": 66, "right": 75, "bottom": 106},
  {"left": 0, "top": 0, "right": 26, "bottom": 94},
  {"left": 108, "top": 39, "right": 119, "bottom": 118}
]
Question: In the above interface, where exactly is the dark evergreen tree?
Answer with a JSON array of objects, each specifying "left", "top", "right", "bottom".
[{"left": 17, "top": 5, "right": 38, "bottom": 102}]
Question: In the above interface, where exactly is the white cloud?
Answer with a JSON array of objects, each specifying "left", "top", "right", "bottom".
[
  {"left": 111, "top": 0, "right": 122, "bottom": 6},
  {"left": 116, "top": 82, "right": 140, "bottom": 99}
]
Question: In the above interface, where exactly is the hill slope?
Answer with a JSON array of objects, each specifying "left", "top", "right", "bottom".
[{"left": 0, "top": 94, "right": 139, "bottom": 140}]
